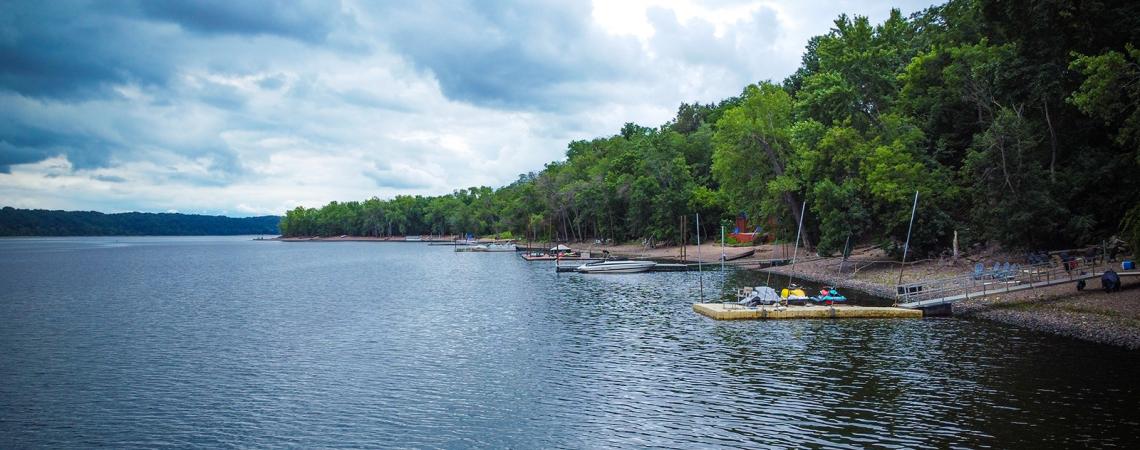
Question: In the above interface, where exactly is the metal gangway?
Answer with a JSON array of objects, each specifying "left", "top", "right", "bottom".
[{"left": 894, "top": 257, "right": 1123, "bottom": 309}]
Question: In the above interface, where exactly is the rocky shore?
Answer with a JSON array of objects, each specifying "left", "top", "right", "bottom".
[{"left": 952, "top": 282, "right": 1140, "bottom": 350}]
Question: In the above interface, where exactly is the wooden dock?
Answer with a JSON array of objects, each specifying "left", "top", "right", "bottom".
[{"left": 693, "top": 303, "right": 923, "bottom": 320}]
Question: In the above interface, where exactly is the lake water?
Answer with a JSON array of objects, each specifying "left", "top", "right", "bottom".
[{"left": 1, "top": 236, "right": 1137, "bottom": 448}]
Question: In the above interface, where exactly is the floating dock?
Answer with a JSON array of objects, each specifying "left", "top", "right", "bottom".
[{"left": 693, "top": 303, "right": 923, "bottom": 320}]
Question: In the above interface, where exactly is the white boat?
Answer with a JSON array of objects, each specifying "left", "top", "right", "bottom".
[
  {"left": 575, "top": 260, "right": 656, "bottom": 273},
  {"left": 456, "top": 241, "right": 517, "bottom": 252},
  {"left": 482, "top": 241, "right": 516, "bottom": 252},
  {"left": 734, "top": 286, "right": 781, "bottom": 306}
]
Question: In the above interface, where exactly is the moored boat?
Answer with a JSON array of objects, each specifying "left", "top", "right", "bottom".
[
  {"left": 780, "top": 284, "right": 811, "bottom": 304},
  {"left": 811, "top": 287, "right": 847, "bottom": 305},
  {"left": 734, "top": 286, "right": 781, "bottom": 306},
  {"left": 575, "top": 260, "right": 656, "bottom": 273},
  {"left": 483, "top": 241, "right": 517, "bottom": 252},
  {"left": 455, "top": 240, "right": 517, "bottom": 252}
]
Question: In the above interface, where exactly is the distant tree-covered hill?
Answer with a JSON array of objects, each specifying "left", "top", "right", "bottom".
[{"left": 0, "top": 207, "right": 280, "bottom": 236}]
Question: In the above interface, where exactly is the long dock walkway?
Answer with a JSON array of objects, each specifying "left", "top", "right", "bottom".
[
  {"left": 693, "top": 303, "right": 923, "bottom": 320},
  {"left": 895, "top": 257, "right": 1138, "bottom": 309}
]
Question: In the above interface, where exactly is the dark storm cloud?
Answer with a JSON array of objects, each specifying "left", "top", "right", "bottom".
[
  {"left": 134, "top": 0, "right": 347, "bottom": 43},
  {"left": 0, "top": 0, "right": 351, "bottom": 101},
  {"left": 0, "top": 141, "right": 45, "bottom": 173},
  {"left": 1, "top": 0, "right": 639, "bottom": 116},
  {"left": 0, "top": 0, "right": 343, "bottom": 176},
  {"left": 0, "top": 122, "right": 115, "bottom": 172},
  {"left": 362, "top": 1, "right": 642, "bottom": 110},
  {"left": 0, "top": 1, "right": 175, "bottom": 100}
]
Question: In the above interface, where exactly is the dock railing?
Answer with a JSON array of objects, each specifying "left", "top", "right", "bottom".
[{"left": 894, "top": 257, "right": 1103, "bottom": 307}]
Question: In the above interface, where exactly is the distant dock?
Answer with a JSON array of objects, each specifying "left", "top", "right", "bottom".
[{"left": 693, "top": 303, "right": 923, "bottom": 320}]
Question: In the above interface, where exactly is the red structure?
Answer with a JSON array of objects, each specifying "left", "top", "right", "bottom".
[{"left": 728, "top": 213, "right": 767, "bottom": 243}]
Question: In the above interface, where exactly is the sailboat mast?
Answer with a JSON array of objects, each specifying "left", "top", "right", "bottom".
[
  {"left": 788, "top": 201, "right": 806, "bottom": 285},
  {"left": 897, "top": 190, "right": 920, "bottom": 285},
  {"left": 696, "top": 213, "right": 703, "bottom": 302}
]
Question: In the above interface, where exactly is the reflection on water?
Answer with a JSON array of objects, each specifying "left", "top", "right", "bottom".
[{"left": 0, "top": 237, "right": 1137, "bottom": 448}]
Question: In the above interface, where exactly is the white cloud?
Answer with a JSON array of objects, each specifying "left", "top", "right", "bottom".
[{"left": 0, "top": 0, "right": 941, "bottom": 216}]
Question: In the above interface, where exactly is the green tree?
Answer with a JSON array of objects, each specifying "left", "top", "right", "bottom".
[{"left": 713, "top": 82, "right": 813, "bottom": 246}]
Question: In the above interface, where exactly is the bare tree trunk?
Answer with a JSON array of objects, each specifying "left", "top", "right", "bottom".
[
  {"left": 560, "top": 212, "right": 569, "bottom": 242},
  {"left": 1043, "top": 96, "right": 1058, "bottom": 183},
  {"left": 755, "top": 135, "right": 814, "bottom": 249},
  {"left": 952, "top": 230, "right": 959, "bottom": 263},
  {"left": 997, "top": 139, "right": 1016, "bottom": 194}
]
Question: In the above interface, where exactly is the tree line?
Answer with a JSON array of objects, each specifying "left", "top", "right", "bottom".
[
  {"left": 0, "top": 207, "right": 280, "bottom": 236},
  {"left": 281, "top": 0, "right": 1140, "bottom": 257}
]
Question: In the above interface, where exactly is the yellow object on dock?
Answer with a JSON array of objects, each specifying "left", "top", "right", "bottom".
[{"left": 692, "top": 303, "right": 923, "bottom": 320}]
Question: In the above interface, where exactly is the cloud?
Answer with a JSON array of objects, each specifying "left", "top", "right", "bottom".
[
  {"left": 0, "top": 0, "right": 942, "bottom": 216},
  {"left": 0, "top": 107, "right": 117, "bottom": 171},
  {"left": 0, "top": 2, "right": 178, "bottom": 100},
  {"left": 359, "top": 1, "right": 646, "bottom": 111},
  {"left": 92, "top": 174, "right": 127, "bottom": 183},
  {"left": 133, "top": 0, "right": 350, "bottom": 43},
  {"left": 362, "top": 162, "right": 435, "bottom": 190}
]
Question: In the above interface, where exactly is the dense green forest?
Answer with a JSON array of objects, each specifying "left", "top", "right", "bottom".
[
  {"left": 0, "top": 207, "right": 280, "bottom": 236},
  {"left": 281, "top": 0, "right": 1140, "bottom": 257}
]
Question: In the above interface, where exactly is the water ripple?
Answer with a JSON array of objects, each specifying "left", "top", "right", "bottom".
[{"left": 1, "top": 237, "right": 1138, "bottom": 448}]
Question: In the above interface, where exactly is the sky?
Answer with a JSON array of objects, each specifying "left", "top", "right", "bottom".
[{"left": 0, "top": 0, "right": 939, "bottom": 216}]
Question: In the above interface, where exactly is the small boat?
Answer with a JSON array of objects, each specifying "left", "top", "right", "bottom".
[
  {"left": 483, "top": 241, "right": 517, "bottom": 252},
  {"left": 521, "top": 251, "right": 589, "bottom": 261},
  {"left": 576, "top": 260, "right": 656, "bottom": 273},
  {"left": 456, "top": 241, "right": 517, "bottom": 252},
  {"left": 812, "top": 287, "right": 847, "bottom": 305},
  {"left": 734, "top": 286, "right": 781, "bottom": 307},
  {"left": 780, "top": 284, "right": 811, "bottom": 305},
  {"left": 722, "top": 248, "right": 756, "bottom": 262}
]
